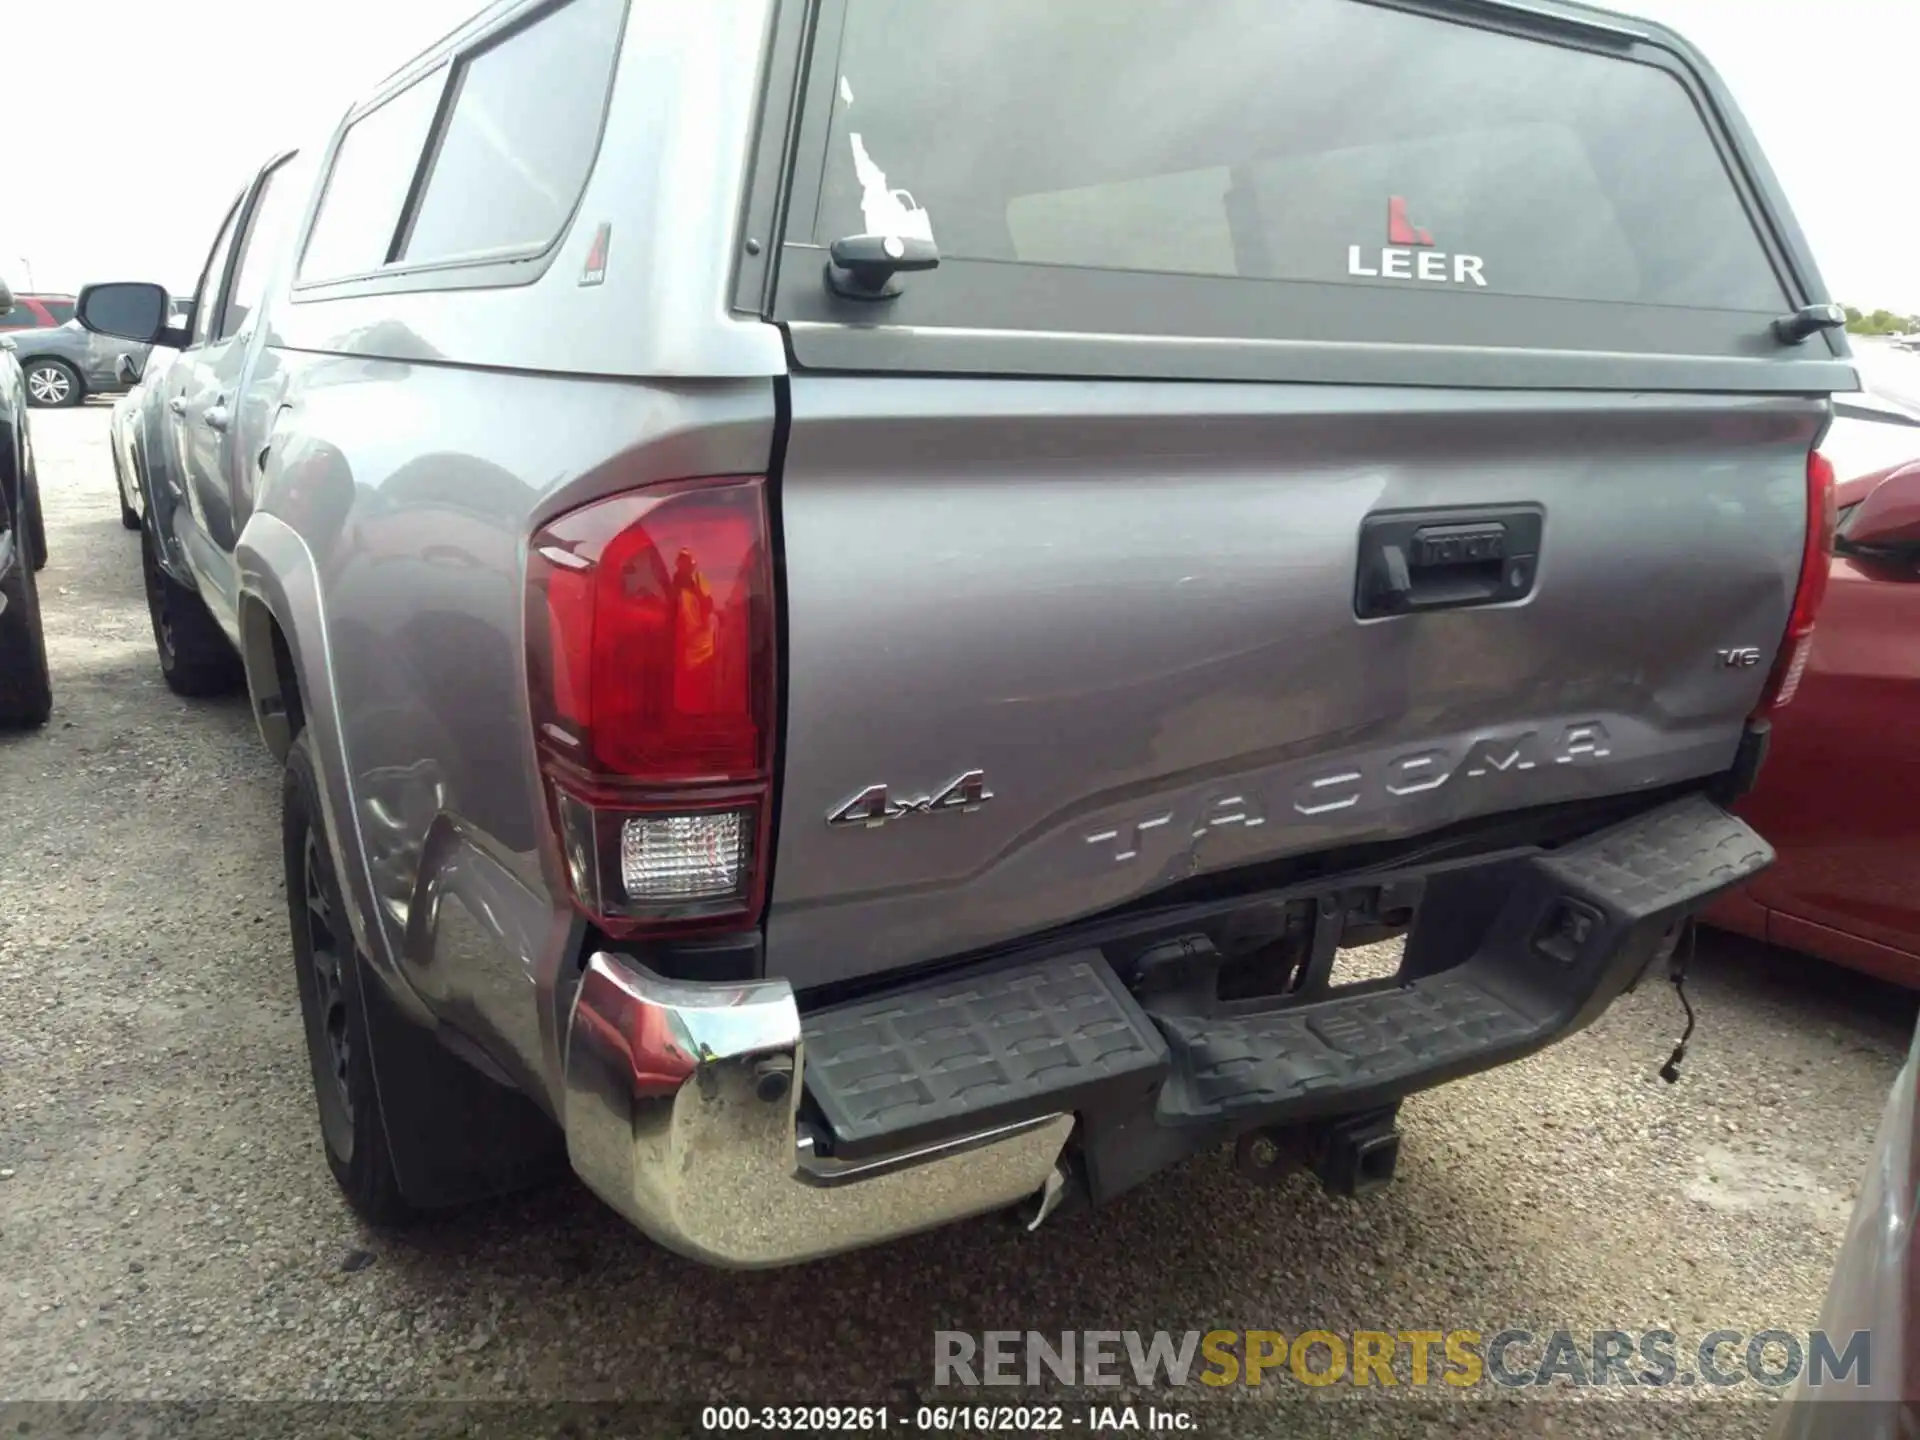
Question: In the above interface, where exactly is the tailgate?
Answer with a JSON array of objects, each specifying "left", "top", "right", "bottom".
[
  {"left": 752, "top": 0, "right": 1847, "bottom": 988},
  {"left": 763, "top": 381, "right": 1819, "bottom": 988}
]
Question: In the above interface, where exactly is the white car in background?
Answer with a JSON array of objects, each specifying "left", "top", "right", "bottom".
[{"left": 1772, "top": 1014, "right": 1919, "bottom": 1438}]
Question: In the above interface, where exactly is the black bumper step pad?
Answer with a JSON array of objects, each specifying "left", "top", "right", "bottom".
[
  {"left": 797, "top": 794, "right": 1769, "bottom": 1153},
  {"left": 801, "top": 950, "right": 1169, "bottom": 1161},
  {"left": 1532, "top": 792, "right": 1775, "bottom": 918},
  {"left": 1149, "top": 794, "right": 1771, "bottom": 1126},
  {"left": 1151, "top": 975, "right": 1533, "bottom": 1124}
]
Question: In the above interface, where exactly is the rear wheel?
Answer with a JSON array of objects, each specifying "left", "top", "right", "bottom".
[
  {"left": 23, "top": 359, "right": 80, "bottom": 409},
  {"left": 23, "top": 465, "right": 47, "bottom": 569},
  {"left": 141, "top": 532, "right": 242, "bottom": 696},
  {"left": 0, "top": 548, "right": 53, "bottom": 727},
  {"left": 111, "top": 442, "right": 139, "bottom": 530},
  {"left": 283, "top": 732, "right": 412, "bottom": 1227}
]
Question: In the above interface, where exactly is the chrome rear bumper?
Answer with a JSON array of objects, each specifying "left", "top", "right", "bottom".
[{"left": 562, "top": 952, "right": 1074, "bottom": 1268}]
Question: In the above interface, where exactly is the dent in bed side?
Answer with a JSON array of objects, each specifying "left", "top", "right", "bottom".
[
  {"left": 240, "top": 509, "right": 570, "bottom": 1172},
  {"left": 239, "top": 351, "right": 782, "bottom": 1107},
  {"left": 206, "top": 0, "right": 791, "bottom": 1124},
  {"left": 234, "top": 509, "right": 432, "bottom": 1017},
  {"left": 405, "top": 811, "right": 563, "bottom": 1113}
]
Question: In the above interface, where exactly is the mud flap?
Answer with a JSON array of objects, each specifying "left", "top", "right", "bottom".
[{"left": 357, "top": 965, "right": 566, "bottom": 1209}]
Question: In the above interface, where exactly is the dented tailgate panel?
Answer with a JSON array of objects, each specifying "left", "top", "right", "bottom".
[{"left": 763, "top": 378, "right": 1820, "bottom": 989}]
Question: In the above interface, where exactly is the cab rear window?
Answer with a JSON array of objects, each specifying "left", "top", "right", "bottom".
[{"left": 813, "top": 0, "right": 1787, "bottom": 314}]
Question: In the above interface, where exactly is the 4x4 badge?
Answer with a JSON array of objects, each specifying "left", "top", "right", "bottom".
[{"left": 828, "top": 770, "right": 994, "bottom": 829}]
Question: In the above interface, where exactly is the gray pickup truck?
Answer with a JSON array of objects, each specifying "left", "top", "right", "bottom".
[{"left": 80, "top": 0, "right": 1855, "bottom": 1267}]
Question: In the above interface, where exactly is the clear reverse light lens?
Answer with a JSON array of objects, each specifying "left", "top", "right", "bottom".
[{"left": 619, "top": 812, "right": 749, "bottom": 902}]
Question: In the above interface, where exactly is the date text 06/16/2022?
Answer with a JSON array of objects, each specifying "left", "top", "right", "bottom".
[{"left": 698, "top": 1404, "right": 1195, "bottom": 1432}]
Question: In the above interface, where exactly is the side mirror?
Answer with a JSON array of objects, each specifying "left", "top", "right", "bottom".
[
  {"left": 1842, "top": 462, "right": 1920, "bottom": 552},
  {"left": 115, "top": 353, "right": 144, "bottom": 386},
  {"left": 77, "top": 282, "right": 185, "bottom": 347},
  {"left": 0, "top": 277, "right": 13, "bottom": 314},
  {"left": 0, "top": 336, "right": 15, "bottom": 353}
]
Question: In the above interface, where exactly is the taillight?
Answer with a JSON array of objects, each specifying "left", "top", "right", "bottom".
[
  {"left": 1754, "top": 448, "right": 1837, "bottom": 716},
  {"left": 526, "top": 476, "right": 776, "bottom": 935}
]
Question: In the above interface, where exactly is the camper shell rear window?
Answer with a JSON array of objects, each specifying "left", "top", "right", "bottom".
[{"left": 771, "top": 0, "right": 1853, "bottom": 394}]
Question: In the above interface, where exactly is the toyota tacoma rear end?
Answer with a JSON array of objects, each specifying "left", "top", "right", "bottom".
[
  {"left": 632, "top": 0, "right": 1848, "bottom": 1262},
  {"left": 113, "top": 0, "right": 1855, "bottom": 1269}
]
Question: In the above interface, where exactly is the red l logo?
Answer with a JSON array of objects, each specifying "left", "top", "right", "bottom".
[
  {"left": 1388, "top": 197, "right": 1434, "bottom": 248},
  {"left": 580, "top": 222, "right": 611, "bottom": 286}
]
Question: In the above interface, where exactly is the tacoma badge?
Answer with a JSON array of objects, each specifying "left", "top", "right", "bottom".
[{"left": 828, "top": 770, "right": 994, "bottom": 829}]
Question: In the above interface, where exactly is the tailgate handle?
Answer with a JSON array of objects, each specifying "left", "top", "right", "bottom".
[
  {"left": 1356, "top": 506, "right": 1544, "bottom": 619},
  {"left": 1409, "top": 522, "right": 1506, "bottom": 568}
]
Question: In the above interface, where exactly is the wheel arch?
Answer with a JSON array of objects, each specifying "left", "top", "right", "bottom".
[
  {"left": 235, "top": 513, "right": 431, "bottom": 1023},
  {"left": 238, "top": 589, "right": 304, "bottom": 763},
  {"left": 240, "top": 517, "right": 563, "bottom": 1203}
]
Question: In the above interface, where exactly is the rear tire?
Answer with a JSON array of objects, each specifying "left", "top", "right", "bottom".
[
  {"left": 23, "top": 465, "right": 47, "bottom": 569},
  {"left": 0, "top": 547, "right": 53, "bottom": 727},
  {"left": 111, "top": 443, "right": 140, "bottom": 530},
  {"left": 284, "top": 732, "right": 412, "bottom": 1228},
  {"left": 141, "top": 531, "right": 242, "bottom": 696},
  {"left": 23, "top": 359, "right": 80, "bottom": 409}
]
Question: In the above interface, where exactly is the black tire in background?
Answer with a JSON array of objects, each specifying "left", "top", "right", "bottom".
[
  {"left": 23, "top": 359, "right": 80, "bottom": 409},
  {"left": 282, "top": 732, "right": 412, "bottom": 1227},
  {"left": 141, "top": 530, "right": 243, "bottom": 696},
  {"left": 0, "top": 545, "right": 53, "bottom": 727}
]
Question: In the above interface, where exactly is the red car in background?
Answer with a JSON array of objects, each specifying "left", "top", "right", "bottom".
[
  {"left": 1709, "top": 385, "right": 1920, "bottom": 985},
  {"left": 0, "top": 294, "right": 77, "bottom": 330}
]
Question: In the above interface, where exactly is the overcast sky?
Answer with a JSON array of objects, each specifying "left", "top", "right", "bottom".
[
  {"left": 4, "top": 0, "right": 1916, "bottom": 312},
  {"left": 4, "top": 0, "right": 477, "bottom": 295}
]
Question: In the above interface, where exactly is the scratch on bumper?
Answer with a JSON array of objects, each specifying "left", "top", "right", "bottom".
[{"left": 563, "top": 952, "right": 1073, "bottom": 1268}]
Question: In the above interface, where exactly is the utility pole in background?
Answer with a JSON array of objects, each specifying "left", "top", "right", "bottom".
[{"left": 15, "top": 257, "right": 34, "bottom": 291}]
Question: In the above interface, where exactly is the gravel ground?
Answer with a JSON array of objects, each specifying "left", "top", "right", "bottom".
[{"left": 2, "top": 406, "right": 1912, "bottom": 1439}]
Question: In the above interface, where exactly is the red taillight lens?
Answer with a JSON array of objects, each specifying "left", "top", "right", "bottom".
[
  {"left": 527, "top": 476, "right": 776, "bottom": 934},
  {"left": 1754, "top": 448, "right": 1837, "bottom": 716}
]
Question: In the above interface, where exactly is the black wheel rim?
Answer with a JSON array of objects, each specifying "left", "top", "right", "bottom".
[{"left": 302, "top": 828, "right": 355, "bottom": 1154}]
